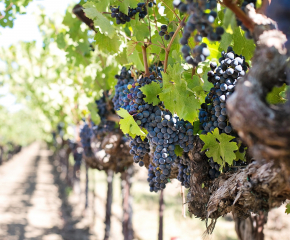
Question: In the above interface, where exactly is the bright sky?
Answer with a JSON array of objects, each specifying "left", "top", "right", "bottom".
[{"left": 0, "top": 0, "right": 77, "bottom": 112}]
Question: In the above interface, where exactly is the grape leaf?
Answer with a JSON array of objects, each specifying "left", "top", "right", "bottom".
[
  {"left": 219, "top": 32, "right": 232, "bottom": 51},
  {"left": 127, "top": 37, "right": 138, "bottom": 56},
  {"left": 87, "top": 102, "right": 101, "bottom": 125},
  {"left": 159, "top": 64, "right": 200, "bottom": 122},
  {"left": 174, "top": 145, "right": 183, "bottom": 157},
  {"left": 140, "top": 81, "right": 162, "bottom": 106},
  {"left": 94, "top": 33, "right": 120, "bottom": 53},
  {"left": 285, "top": 203, "right": 290, "bottom": 214},
  {"left": 117, "top": 108, "right": 147, "bottom": 138},
  {"left": 193, "top": 120, "right": 201, "bottom": 135},
  {"left": 232, "top": 27, "right": 255, "bottom": 60},
  {"left": 119, "top": 0, "right": 139, "bottom": 13},
  {"left": 130, "top": 15, "right": 149, "bottom": 41},
  {"left": 235, "top": 145, "right": 246, "bottom": 162},
  {"left": 127, "top": 49, "right": 144, "bottom": 71},
  {"left": 83, "top": 2, "right": 115, "bottom": 38},
  {"left": 223, "top": 8, "right": 236, "bottom": 33},
  {"left": 200, "top": 128, "right": 238, "bottom": 166},
  {"left": 266, "top": 84, "right": 287, "bottom": 104},
  {"left": 156, "top": 0, "right": 177, "bottom": 21}
]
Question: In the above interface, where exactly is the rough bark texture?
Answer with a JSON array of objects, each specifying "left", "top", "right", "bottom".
[
  {"left": 234, "top": 212, "right": 267, "bottom": 240},
  {"left": 227, "top": 7, "right": 290, "bottom": 163},
  {"left": 83, "top": 129, "right": 136, "bottom": 173},
  {"left": 186, "top": 6, "right": 290, "bottom": 234}
]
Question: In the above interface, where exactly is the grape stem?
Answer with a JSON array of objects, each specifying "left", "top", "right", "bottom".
[
  {"left": 164, "top": 17, "right": 187, "bottom": 73},
  {"left": 142, "top": 45, "right": 150, "bottom": 77},
  {"left": 222, "top": 0, "right": 255, "bottom": 31}
]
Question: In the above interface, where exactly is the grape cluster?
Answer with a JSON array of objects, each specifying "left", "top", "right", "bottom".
[
  {"left": 159, "top": 25, "right": 175, "bottom": 41},
  {"left": 92, "top": 121, "right": 116, "bottom": 140},
  {"left": 95, "top": 93, "right": 108, "bottom": 121},
  {"left": 93, "top": 92, "right": 116, "bottom": 140},
  {"left": 112, "top": 67, "right": 135, "bottom": 111},
  {"left": 174, "top": 0, "right": 224, "bottom": 65},
  {"left": 182, "top": 43, "right": 210, "bottom": 66},
  {"left": 80, "top": 123, "right": 93, "bottom": 156},
  {"left": 129, "top": 136, "right": 150, "bottom": 166},
  {"left": 113, "top": 68, "right": 195, "bottom": 192},
  {"left": 199, "top": 46, "right": 248, "bottom": 134},
  {"left": 137, "top": 104, "right": 194, "bottom": 191},
  {"left": 176, "top": 156, "right": 191, "bottom": 188},
  {"left": 110, "top": 2, "right": 153, "bottom": 25},
  {"left": 80, "top": 123, "right": 92, "bottom": 148},
  {"left": 147, "top": 163, "right": 161, "bottom": 192},
  {"left": 73, "top": 150, "right": 83, "bottom": 167},
  {"left": 236, "top": 0, "right": 256, "bottom": 39}
]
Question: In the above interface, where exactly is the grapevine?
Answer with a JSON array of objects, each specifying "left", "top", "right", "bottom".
[{"left": 1, "top": 0, "right": 290, "bottom": 238}]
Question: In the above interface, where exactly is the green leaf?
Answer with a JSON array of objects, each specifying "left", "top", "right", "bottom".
[
  {"left": 127, "top": 49, "right": 144, "bottom": 71},
  {"left": 200, "top": 128, "right": 238, "bottom": 166},
  {"left": 119, "top": 0, "right": 139, "bottom": 13},
  {"left": 127, "top": 37, "right": 138, "bottom": 56},
  {"left": 56, "top": 33, "right": 66, "bottom": 49},
  {"left": 232, "top": 27, "right": 255, "bottom": 60},
  {"left": 174, "top": 145, "right": 183, "bottom": 157},
  {"left": 159, "top": 64, "right": 200, "bottom": 122},
  {"left": 130, "top": 15, "right": 149, "bottom": 41},
  {"left": 285, "top": 204, "right": 290, "bottom": 214},
  {"left": 266, "top": 84, "right": 287, "bottom": 104},
  {"left": 95, "top": 33, "right": 120, "bottom": 53},
  {"left": 223, "top": 8, "right": 236, "bottom": 33},
  {"left": 83, "top": 2, "right": 115, "bottom": 38},
  {"left": 116, "top": 49, "right": 129, "bottom": 65},
  {"left": 140, "top": 81, "right": 162, "bottom": 106},
  {"left": 87, "top": 103, "right": 101, "bottom": 125},
  {"left": 219, "top": 32, "right": 232, "bottom": 51},
  {"left": 156, "top": 0, "right": 177, "bottom": 21},
  {"left": 235, "top": 144, "right": 246, "bottom": 162},
  {"left": 193, "top": 120, "right": 201, "bottom": 135},
  {"left": 117, "top": 108, "right": 147, "bottom": 138}
]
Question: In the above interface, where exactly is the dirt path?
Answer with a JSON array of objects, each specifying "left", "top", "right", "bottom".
[{"left": 0, "top": 143, "right": 93, "bottom": 240}]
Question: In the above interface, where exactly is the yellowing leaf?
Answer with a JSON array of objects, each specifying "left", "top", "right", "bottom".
[
  {"left": 117, "top": 108, "right": 147, "bottom": 138},
  {"left": 200, "top": 128, "right": 238, "bottom": 166}
]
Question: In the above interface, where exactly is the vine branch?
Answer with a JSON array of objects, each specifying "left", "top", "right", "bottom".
[
  {"left": 142, "top": 45, "right": 150, "bottom": 77},
  {"left": 164, "top": 17, "right": 186, "bottom": 73},
  {"left": 222, "top": 0, "right": 255, "bottom": 31}
]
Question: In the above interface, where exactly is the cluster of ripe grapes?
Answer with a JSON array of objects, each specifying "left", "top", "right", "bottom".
[
  {"left": 113, "top": 67, "right": 135, "bottom": 111},
  {"left": 182, "top": 43, "right": 210, "bottom": 66},
  {"left": 110, "top": 2, "right": 154, "bottom": 25},
  {"left": 113, "top": 67, "right": 195, "bottom": 192},
  {"left": 80, "top": 123, "right": 93, "bottom": 157},
  {"left": 159, "top": 25, "right": 175, "bottom": 41},
  {"left": 199, "top": 46, "right": 247, "bottom": 135},
  {"left": 197, "top": 47, "right": 249, "bottom": 179},
  {"left": 176, "top": 156, "right": 191, "bottom": 188},
  {"left": 129, "top": 136, "right": 150, "bottom": 167},
  {"left": 93, "top": 93, "right": 116, "bottom": 140},
  {"left": 174, "top": 0, "right": 224, "bottom": 66},
  {"left": 236, "top": 0, "right": 256, "bottom": 39}
]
